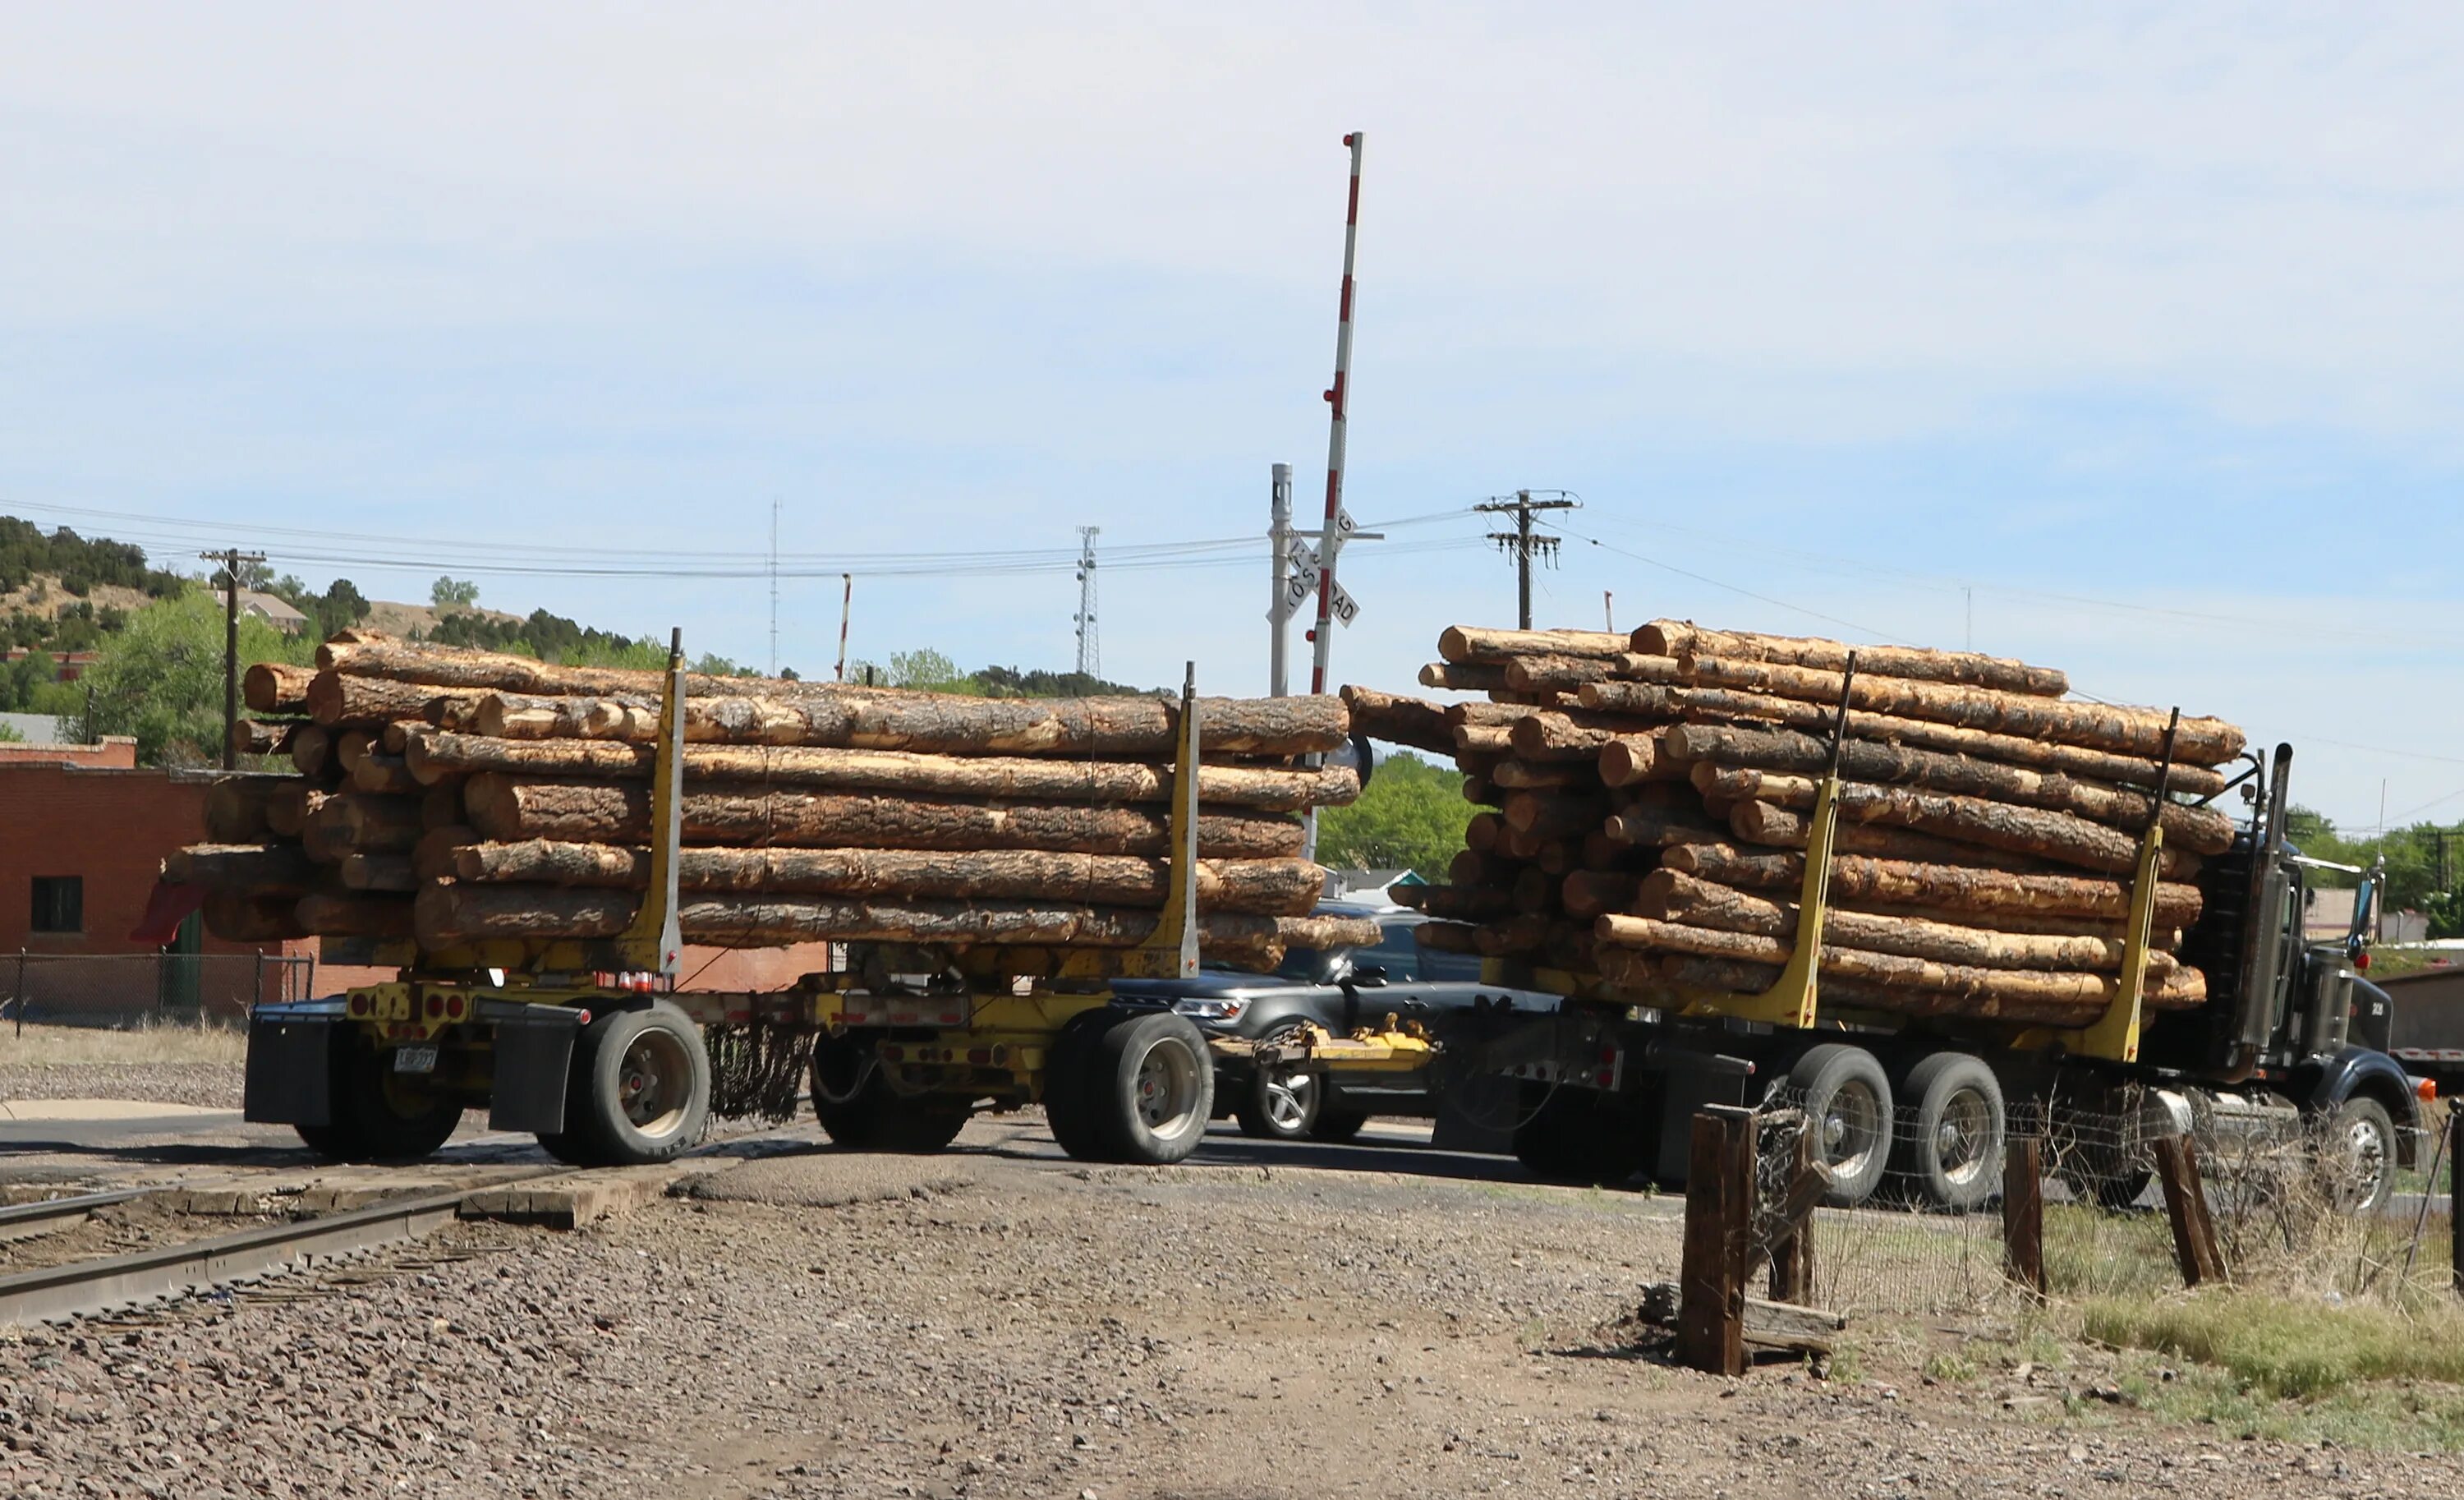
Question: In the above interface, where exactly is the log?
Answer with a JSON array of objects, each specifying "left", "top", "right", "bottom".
[
  {"left": 420, "top": 782, "right": 465, "bottom": 833},
  {"left": 1510, "top": 713, "right": 1621, "bottom": 762},
  {"left": 446, "top": 841, "right": 1327, "bottom": 915},
  {"left": 401, "top": 727, "right": 1357, "bottom": 812},
  {"left": 1502, "top": 790, "right": 1612, "bottom": 840},
  {"left": 1599, "top": 732, "right": 1686, "bottom": 787},
  {"left": 204, "top": 775, "right": 292, "bottom": 842},
  {"left": 1502, "top": 654, "right": 1681, "bottom": 694},
  {"left": 333, "top": 729, "right": 380, "bottom": 774},
  {"left": 474, "top": 688, "right": 1349, "bottom": 757},
  {"left": 1501, "top": 828, "right": 1565, "bottom": 863},
  {"left": 1731, "top": 803, "right": 2060, "bottom": 874},
  {"left": 1668, "top": 724, "right": 2236, "bottom": 853},
  {"left": 1339, "top": 686, "right": 1455, "bottom": 755},
  {"left": 319, "top": 637, "right": 818, "bottom": 700},
  {"left": 1510, "top": 865, "right": 1556, "bottom": 915},
  {"left": 296, "top": 891, "right": 415, "bottom": 939},
  {"left": 1696, "top": 766, "right": 2200, "bottom": 876},
  {"left": 1576, "top": 682, "right": 2229, "bottom": 798},
  {"left": 203, "top": 890, "right": 306, "bottom": 943},
  {"left": 1418, "top": 661, "right": 1510, "bottom": 692},
  {"left": 1395, "top": 885, "right": 1517, "bottom": 923},
  {"left": 228, "top": 720, "right": 298, "bottom": 759},
  {"left": 459, "top": 774, "right": 1307, "bottom": 858},
  {"left": 1628, "top": 870, "right": 2175, "bottom": 974},
  {"left": 349, "top": 753, "right": 421, "bottom": 796},
  {"left": 414, "top": 825, "right": 478, "bottom": 885},
  {"left": 242, "top": 662, "right": 316, "bottom": 715},
  {"left": 1638, "top": 621, "right": 2068, "bottom": 697},
  {"left": 1600, "top": 805, "right": 1728, "bottom": 849},
  {"left": 1451, "top": 724, "right": 1515, "bottom": 757},
  {"left": 1450, "top": 849, "right": 1517, "bottom": 888},
  {"left": 1474, "top": 914, "right": 1551, "bottom": 956},
  {"left": 1462, "top": 776, "right": 1501, "bottom": 808},
  {"left": 301, "top": 793, "right": 424, "bottom": 862},
  {"left": 1414, "top": 920, "right": 1483, "bottom": 955},
  {"left": 1561, "top": 870, "right": 1644, "bottom": 921},
  {"left": 163, "top": 843, "right": 317, "bottom": 893},
  {"left": 1661, "top": 844, "right": 2205, "bottom": 927},
  {"left": 1634, "top": 954, "right": 2112, "bottom": 1028},
  {"left": 1437, "top": 626, "right": 1633, "bottom": 664},
  {"left": 415, "top": 884, "right": 1377, "bottom": 953},
  {"left": 1491, "top": 759, "right": 1599, "bottom": 791},
  {"left": 1591, "top": 916, "right": 2200, "bottom": 1015},
  {"left": 1674, "top": 655, "right": 2243, "bottom": 764},
  {"left": 1463, "top": 813, "right": 1505, "bottom": 854},
  {"left": 264, "top": 784, "right": 332, "bottom": 840},
  {"left": 306, "top": 672, "right": 490, "bottom": 729},
  {"left": 288, "top": 723, "right": 332, "bottom": 778},
  {"left": 340, "top": 853, "right": 417, "bottom": 892}
]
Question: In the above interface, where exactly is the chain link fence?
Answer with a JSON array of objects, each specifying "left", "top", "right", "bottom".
[
  {"left": 1751, "top": 1082, "right": 2457, "bottom": 1318},
  {"left": 0, "top": 952, "right": 317, "bottom": 1028}
]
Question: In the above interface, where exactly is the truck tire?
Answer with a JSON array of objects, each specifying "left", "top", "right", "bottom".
[
  {"left": 1892, "top": 1051, "right": 2004, "bottom": 1212},
  {"left": 811, "top": 1035, "right": 972, "bottom": 1153},
  {"left": 1512, "top": 1087, "right": 1645, "bottom": 1187},
  {"left": 292, "top": 1120, "right": 360, "bottom": 1160},
  {"left": 2324, "top": 1096, "right": 2397, "bottom": 1215},
  {"left": 327, "top": 1040, "right": 462, "bottom": 1163},
  {"left": 1791, "top": 1045, "right": 1892, "bottom": 1207},
  {"left": 567, "top": 1001, "right": 711, "bottom": 1166},
  {"left": 1309, "top": 1108, "right": 1371, "bottom": 1143},
  {"left": 1233, "top": 1023, "right": 1320, "bottom": 1140},
  {"left": 1039, "top": 1008, "right": 1117, "bottom": 1161},
  {"left": 1090, "top": 1010, "right": 1215, "bottom": 1165}
]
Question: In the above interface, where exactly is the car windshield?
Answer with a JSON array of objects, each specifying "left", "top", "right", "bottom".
[{"left": 1275, "top": 945, "right": 1349, "bottom": 982}]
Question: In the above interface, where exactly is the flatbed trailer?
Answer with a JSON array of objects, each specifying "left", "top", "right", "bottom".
[{"left": 244, "top": 640, "right": 1234, "bottom": 1167}]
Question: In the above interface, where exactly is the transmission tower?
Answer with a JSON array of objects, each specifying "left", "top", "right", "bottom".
[{"left": 1073, "top": 526, "right": 1101, "bottom": 678}]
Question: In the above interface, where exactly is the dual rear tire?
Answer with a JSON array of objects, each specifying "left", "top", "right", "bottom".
[
  {"left": 1041, "top": 1008, "right": 1216, "bottom": 1165},
  {"left": 540, "top": 1001, "right": 714, "bottom": 1167},
  {"left": 1788, "top": 1044, "right": 2005, "bottom": 1212}
]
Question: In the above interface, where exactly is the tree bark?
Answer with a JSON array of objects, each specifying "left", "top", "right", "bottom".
[
  {"left": 1452, "top": 724, "right": 1515, "bottom": 757},
  {"left": 1338, "top": 686, "right": 1455, "bottom": 755},
  {"left": 1661, "top": 843, "right": 2205, "bottom": 927},
  {"left": 473, "top": 688, "right": 1349, "bottom": 757},
  {"left": 204, "top": 775, "right": 292, "bottom": 842},
  {"left": 1616, "top": 953, "right": 2164, "bottom": 1029},
  {"left": 204, "top": 890, "right": 306, "bottom": 943},
  {"left": 164, "top": 843, "right": 317, "bottom": 893},
  {"left": 1463, "top": 812, "right": 1505, "bottom": 854},
  {"left": 1450, "top": 849, "right": 1518, "bottom": 888},
  {"left": 1561, "top": 870, "right": 1644, "bottom": 921},
  {"left": 1394, "top": 884, "right": 1517, "bottom": 923},
  {"left": 1502, "top": 789, "right": 1611, "bottom": 839},
  {"left": 399, "top": 726, "right": 1355, "bottom": 812},
  {"left": 296, "top": 892, "right": 415, "bottom": 938},
  {"left": 307, "top": 672, "right": 490, "bottom": 730},
  {"left": 1414, "top": 920, "right": 1484, "bottom": 955},
  {"left": 1599, "top": 805, "right": 1728, "bottom": 849},
  {"left": 341, "top": 853, "right": 417, "bottom": 892},
  {"left": 1599, "top": 732, "right": 1688, "bottom": 787},
  {"left": 1669, "top": 724, "right": 2236, "bottom": 853},
  {"left": 349, "top": 753, "right": 420, "bottom": 796},
  {"left": 1674, "top": 655, "right": 2243, "bottom": 764},
  {"left": 446, "top": 840, "right": 1325, "bottom": 915},
  {"left": 1576, "top": 682, "right": 2228, "bottom": 798},
  {"left": 1638, "top": 621, "right": 2069, "bottom": 697},
  {"left": 1492, "top": 759, "right": 1599, "bottom": 791},
  {"left": 1438, "top": 626, "right": 1633, "bottom": 664},
  {"left": 1592, "top": 914, "right": 2201, "bottom": 1012},
  {"left": 415, "top": 883, "right": 1376, "bottom": 953},
  {"left": 302, "top": 793, "right": 424, "bottom": 862},
  {"left": 319, "top": 636, "right": 824, "bottom": 699},
  {"left": 264, "top": 784, "right": 332, "bottom": 840},
  {"left": 421, "top": 782, "right": 465, "bottom": 833},
  {"left": 1627, "top": 870, "right": 2176, "bottom": 974},
  {"left": 414, "top": 825, "right": 478, "bottom": 885},
  {"left": 458, "top": 773, "right": 1306, "bottom": 858},
  {"left": 1697, "top": 766, "right": 2203, "bottom": 876},
  {"left": 242, "top": 662, "right": 316, "bottom": 715},
  {"left": 1474, "top": 915, "right": 1551, "bottom": 957},
  {"left": 1510, "top": 713, "right": 1622, "bottom": 762},
  {"left": 228, "top": 720, "right": 298, "bottom": 759},
  {"left": 287, "top": 723, "right": 332, "bottom": 779},
  {"left": 1503, "top": 654, "right": 1682, "bottom": 694},
  {"left": 1731, "top": 803, "right": 2065, "bottom": 874}
]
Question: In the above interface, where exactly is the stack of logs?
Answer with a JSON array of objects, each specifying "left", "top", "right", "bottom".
[
  {"left": 1342, "top": 622, "right": 2247, "bottom": 1028},
  {"left": 176, "top": 635, "right": 1375, "bottom": 969}
]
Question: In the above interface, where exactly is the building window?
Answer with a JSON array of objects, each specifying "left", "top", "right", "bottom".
[{"left": 30, "top": 877, "right": 82, "bottom": 934}]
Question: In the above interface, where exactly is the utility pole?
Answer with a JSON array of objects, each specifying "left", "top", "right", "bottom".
[
  {"left": 1073, "top": 527, "right": 1101, "bottom": 679},
  {"left": 1474, "top": 490, "right": 1579, "bottom": 628},
  {"left": 1267, "top": 463, "right": 1294, "bottom": 696},
  {"left": 768, "top": 497, "right": 781, "bottom": 678},
  {"left": 834, "top": 574, "right": 853, "bottom": 683},
  {"left": 1604, "top": 591, "right": 1615, "bottom": 633},
  {"left": 201, "top": 547, "right": 267, "bottom": 769}
]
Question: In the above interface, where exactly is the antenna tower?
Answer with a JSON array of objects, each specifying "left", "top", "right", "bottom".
[{"left": 1073, "top": 526, "right": 1101, "bottom": 678}]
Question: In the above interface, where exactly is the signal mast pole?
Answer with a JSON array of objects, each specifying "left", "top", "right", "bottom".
[{"left": 1306, "top": 131, "right": 1364, "bottom": 697}]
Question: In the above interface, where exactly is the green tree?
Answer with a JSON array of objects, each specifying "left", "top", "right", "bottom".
[
  {"left": 431, "top": 576, "right": 481, "bottom": 610},
  {"left": 77, "top": 592, "right": 312, "bottom": 766},
  {"left": 888, "top": 647, "right": 972, "bottom": 692},
  {"left": 1312, "top": 751, "right": 1470, "bottom": 876}
]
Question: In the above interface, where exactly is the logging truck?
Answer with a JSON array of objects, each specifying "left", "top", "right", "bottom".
[
  {"left": 242, "top": 642, "right": 1253, "bottom": 1168},
  {"left": 1262, "top": 724, "right": 2431, "bottom": 1213}
]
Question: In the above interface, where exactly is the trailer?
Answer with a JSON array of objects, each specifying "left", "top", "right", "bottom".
[{"left": 244, "top": 638, "right": 1232, "bottom": 1167}]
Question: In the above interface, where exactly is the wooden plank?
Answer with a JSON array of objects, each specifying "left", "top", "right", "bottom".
[
  {"left": 1677, "top": 1104, "right": 1755, "bottom": 1375},
  {"left": 2154, "top": 1135, "right": 2225, "bottom": 1286},
  {"left": 2002, "top": 1136, "right": 2044, "bottom": 1300},
  {"left": 1642, "top": 1281, "right": 1844, "bottom": 1354},
  {"left": 1768, "top": 1128, "right": 1820, "bottom": 1304}
]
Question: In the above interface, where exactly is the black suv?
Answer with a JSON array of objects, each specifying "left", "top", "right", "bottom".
[{"left": 1110, "top": 900, "right": 1563, "bottom": 1143}]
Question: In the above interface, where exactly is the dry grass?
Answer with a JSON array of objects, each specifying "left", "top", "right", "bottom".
[{"left": 0, "top": 1019, "right": 248, "bottom": 1066}]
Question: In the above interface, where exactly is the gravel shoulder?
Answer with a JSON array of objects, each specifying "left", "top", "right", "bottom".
[{"left": 5, "top": 1119, "right": 2462, "bottom": 1498}]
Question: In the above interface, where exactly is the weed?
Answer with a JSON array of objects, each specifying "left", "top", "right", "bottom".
[
  {"left": 2, "top": 1019, "right": 246, "bottom": 1068},
  {"left": 1921, "top": 1350, "right": 1976, "bottom": 1384},
  {"left": 2083, "top": 1290, "right": 2464, "bottom": 1398}
]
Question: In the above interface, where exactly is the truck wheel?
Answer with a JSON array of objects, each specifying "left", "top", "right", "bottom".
[
  {"left": 1090, "top": 1010, "right": 1215, "bottom": 1165},
  {"left": 1513, "top": 1088, "right": 1644, "bottom": 1187},
  {"left": 811, "top": 1035, "right": 972, "bottom": 1153},
  {"left": 292, "top": 1121, "right": 360, "bottom": 1160},
  {"left": 1892, "top": 1052, "right": 2004, "bottom": 1212},
  {"left": 327, "top": 1042, "right": 463, "bottom": 1163},
  {"left": 567, "top": 1001, "right": 710, "bottom": 1166},
  {"left": 1233, "top": 1024, "right": 1319, "bottom": 1140},
  {"left": 2324, "top": 1097, "right": 2396, "bottom": 1214},
  {"left": 1039, "top": 1009, "right": 1117, "bottom": 1161},
  {"left": 1791, "top": 1045, "right": 1892, "bottom": 1207},
  {"left": 1308, "top": 1108, "right": 1371, "bottom": 1143}
]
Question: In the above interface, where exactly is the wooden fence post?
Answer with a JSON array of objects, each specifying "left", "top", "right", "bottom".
[
  {"left": 1679, "top": 1104, "right": 1756, "bottom": 1375},
  {"left": 2154, "top": 1135, "right": 2225, "bottom": 1286},
  {"left": 2451, "top": 1110, "right": 2462, "bottom": 1300},
  {"left": 1768, "top": 1127, "right": 1818, "bottom": 1304},
  {"left": 2002, "top": 1136, "right": 2045, "bottom": 1300}
]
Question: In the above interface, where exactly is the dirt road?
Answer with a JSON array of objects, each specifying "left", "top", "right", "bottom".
[{"left": 5, "top": 1116, "right": 2459, "bottom": 1498}]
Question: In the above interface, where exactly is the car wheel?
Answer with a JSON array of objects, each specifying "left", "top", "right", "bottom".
[{"left": 1232, "top": 1024, "right": 1319, "bottom": 1140}]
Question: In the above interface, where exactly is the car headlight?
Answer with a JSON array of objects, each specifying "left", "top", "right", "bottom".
[{"left": 1173, "top": 997, "right": 1248, "bottom": 1022}]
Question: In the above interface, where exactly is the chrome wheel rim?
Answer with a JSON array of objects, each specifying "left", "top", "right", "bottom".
[
  {"left": 1937, "top": 1087, "right": 1995, "bottom": 1186},
  {"left": 619, "top": 1028, "right": 693, "bottom": 1139},
  {"left": 1261, "top": 1065, "right": 1315, "bottom": 1134},
  {"left": 1135, "top": 1038, "right": 1202, "bottom": 1138},
  {"left": 1820, "top": 1079, "right": 1882, "bottom": 1180},
  {"left": 2342, "top": 1117, "right": 2388, "bottom": 1207}
]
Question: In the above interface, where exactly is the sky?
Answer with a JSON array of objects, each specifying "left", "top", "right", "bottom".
[{"left": 2, "top": 4, "right": 2462, "bottom": 831}]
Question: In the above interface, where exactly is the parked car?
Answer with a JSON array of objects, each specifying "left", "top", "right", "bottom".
[{"left": 1110, "top": 900, "right": 1562, "bottom": 1143}]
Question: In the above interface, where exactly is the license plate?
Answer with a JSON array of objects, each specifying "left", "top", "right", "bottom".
[{"left": 392, "top": 1044, "right": 439, "bottom": 1074}]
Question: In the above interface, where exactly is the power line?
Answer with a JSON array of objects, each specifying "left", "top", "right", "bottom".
[
  {"left": 1556, "top": 526, "right": 1887, "bottom": 639},
  {"left": 1473, "top": 490, "right": 1579, "bottom": 629}
]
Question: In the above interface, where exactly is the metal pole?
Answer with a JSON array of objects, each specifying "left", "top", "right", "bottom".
[
  {"left": 1307, "top": 131, "right": 1364, "bottom": 697},
  {"left": 1269, "top": 462, "right": 1293, "bottom": 697},
  {"left": 1604, "top": 591, "right": 1615, "bottom": 633},
  {"left": 834, "top": 573, "right": 853, "bottom": 683}
]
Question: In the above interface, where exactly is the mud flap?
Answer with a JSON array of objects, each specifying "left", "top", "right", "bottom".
[
  {"left": 245, "top": 1011, "right": 335, "bottom": 1126},
  {"left": 489, "top": 1005, "right": 584, "bottom": 1134},
  {"left": 1650, "top": 1051, "right": 1754, "bottom": 1188}
]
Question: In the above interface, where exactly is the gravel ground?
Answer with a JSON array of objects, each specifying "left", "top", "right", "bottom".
[
  {"left": 0, "top": 1062, "right": 244, "bottom": 1111},
  {"left": 6, "top": 1120, "right": 2463, "bottom": 1498}
]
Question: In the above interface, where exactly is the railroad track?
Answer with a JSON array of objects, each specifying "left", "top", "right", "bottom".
[{"left": 0, "top": 1189, "right": 152, "bottom": 1245}]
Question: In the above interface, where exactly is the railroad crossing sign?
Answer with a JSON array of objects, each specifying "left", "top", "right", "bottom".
[{"left": 1268, "top": 510, "right": 1366, "bottom": 627}]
